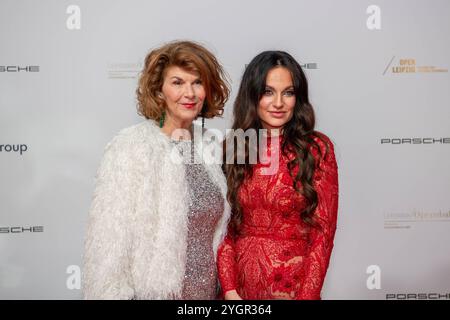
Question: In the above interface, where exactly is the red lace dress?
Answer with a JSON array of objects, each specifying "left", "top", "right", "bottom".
[{"left": 217, "top": 133, "right": 338, "bottom": 300}]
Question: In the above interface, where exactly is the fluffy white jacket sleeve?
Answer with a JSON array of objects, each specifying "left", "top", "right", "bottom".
[{"left": 83, "top": 135, "right": 138, "bottom": 299}]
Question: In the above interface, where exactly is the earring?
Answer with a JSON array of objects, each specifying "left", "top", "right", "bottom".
[
  {"left": 201, "top": 102, "right": 207, "bottom": 129},
  {"left": 159, "top": 111, "right": 165, "bottom": 128}
]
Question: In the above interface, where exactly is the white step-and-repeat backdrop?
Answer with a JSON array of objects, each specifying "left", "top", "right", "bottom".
[{"left": 1, "top": 0, "right": 449, "bottom": 299}]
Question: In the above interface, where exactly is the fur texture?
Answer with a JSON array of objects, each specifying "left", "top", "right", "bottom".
[{"left": 83, "top": 120, "right": 230, "bottom": 299}]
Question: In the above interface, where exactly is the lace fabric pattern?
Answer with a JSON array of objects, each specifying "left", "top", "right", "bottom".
[{"left": 218, "top": 134, "right": 339, "bottom": 300}]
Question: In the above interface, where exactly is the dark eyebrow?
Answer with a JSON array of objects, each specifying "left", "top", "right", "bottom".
[{"left": 265, "top": 85, "right": 295, "bottom": 91}]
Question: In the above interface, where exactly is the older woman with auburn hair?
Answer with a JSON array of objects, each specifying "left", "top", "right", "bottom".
[{"left": 83, "top": 40, "right": 231, "bottom": 300}]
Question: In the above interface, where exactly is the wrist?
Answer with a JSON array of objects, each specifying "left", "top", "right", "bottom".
[{"left": 224, "top": 289, "right": 242, "bottom": 300}]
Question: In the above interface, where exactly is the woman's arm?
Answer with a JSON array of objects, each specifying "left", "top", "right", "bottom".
[
  {"left": 83, "top": 135, "right": 136, "bottom": 300},
  {"left": 217, "top": 226, "right": 242, "bottom": 300},
  {"left": 296, "top": 136, "right": 339, "bottom": 300}
]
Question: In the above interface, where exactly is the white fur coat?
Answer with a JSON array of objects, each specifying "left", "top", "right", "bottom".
[{"left": 83, "top": 120, "right": 230, "bottom": 299}]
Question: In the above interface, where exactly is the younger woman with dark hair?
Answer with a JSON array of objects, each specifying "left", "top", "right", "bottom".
[{"left": 218, "top": 51, "right": 339, "bottom": 300}]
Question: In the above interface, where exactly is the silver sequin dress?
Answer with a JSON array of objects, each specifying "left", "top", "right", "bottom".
[{"left": 171, "top": 139, "right": 224, "bottom": 300}]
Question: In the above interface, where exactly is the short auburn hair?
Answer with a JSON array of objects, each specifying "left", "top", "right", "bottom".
[{"left": 136, "top": 40, "right": 230, "bottom": 121}]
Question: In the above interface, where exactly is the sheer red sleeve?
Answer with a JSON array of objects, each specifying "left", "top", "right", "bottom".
[
  {"left": 296, "top": 135, "right": 339, "bottom": 300},
  {"left": 217, "top": 225, "right": 238, "bottom": 295}
]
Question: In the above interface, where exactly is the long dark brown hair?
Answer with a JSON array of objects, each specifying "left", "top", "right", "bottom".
[{"left": 224, "top": 51, "right": 328, "bottom": 234}]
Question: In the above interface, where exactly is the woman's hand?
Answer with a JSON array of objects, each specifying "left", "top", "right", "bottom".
[{"left": 224, "top": 290, "right": 243, "bottom": 300}]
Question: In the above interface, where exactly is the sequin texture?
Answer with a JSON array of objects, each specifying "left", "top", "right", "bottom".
[{"left": 171, "top": 139, "right": 224, "bottom": 299}]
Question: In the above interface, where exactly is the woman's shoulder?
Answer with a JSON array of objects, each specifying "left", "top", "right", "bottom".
[
  {"left": 310, "top": 131, "right": 336, "bottom": 162},
  {"left": 312, "top": 131, "right": 333, "bottom": 146},
  {"left": 116, "top": 120, "right": 159, "bottom": 140},
  {"left": 103, "top": 120, "right": 161, "bottom": 155}
]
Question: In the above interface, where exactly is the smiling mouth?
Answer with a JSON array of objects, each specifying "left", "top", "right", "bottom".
[
  {"left": 269, "top": 111, "right": 286, "bottom": 118},
  {"left": 181, "top": 103, "right": 197, "bottom": 109}
]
